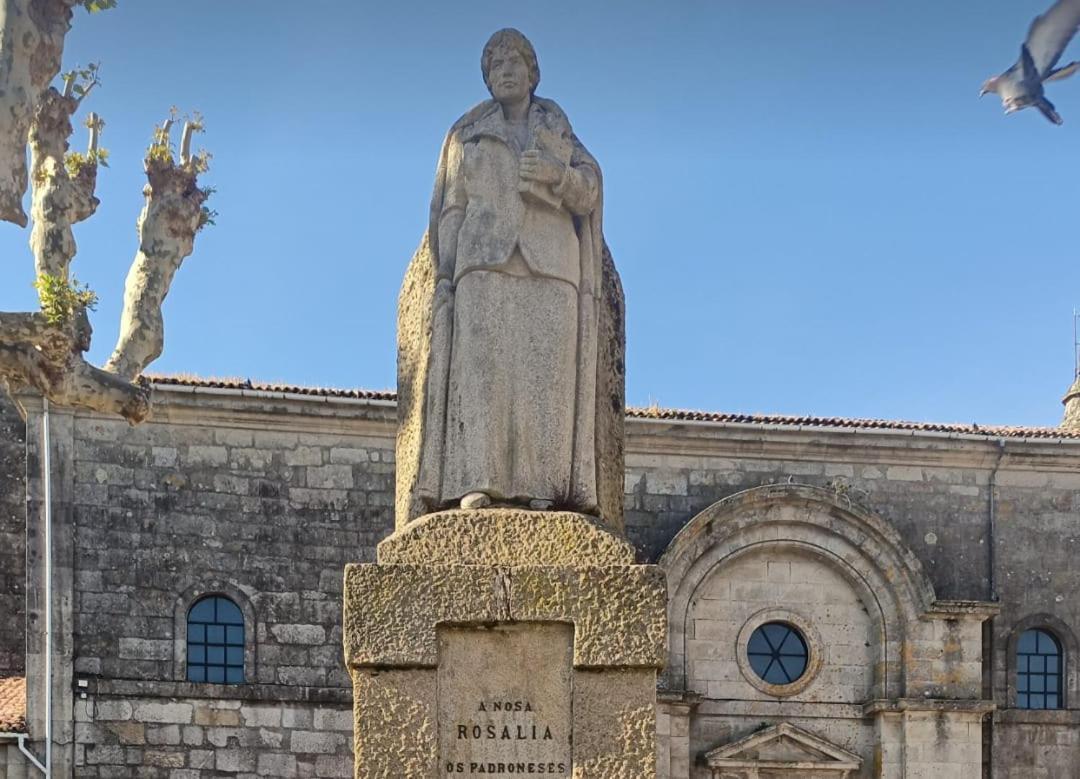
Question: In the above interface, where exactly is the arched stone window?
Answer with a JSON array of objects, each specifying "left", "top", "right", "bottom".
[
  {"left": 1016, "top": 628, "right": 1064, "bottom": 710},
  {"left": 186, "top": 595, "right": 245, "bottom": 683},
  {"left": 1006, "top": 614, "right": 1078, "bottom": 710},
  {"left": 173, "top": 580, "right": 257, "bottom": 683}
]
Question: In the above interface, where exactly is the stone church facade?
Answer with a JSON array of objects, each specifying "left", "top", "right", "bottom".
[{"left": 1, "top": 376, "right": 1078, "bottom": 777}]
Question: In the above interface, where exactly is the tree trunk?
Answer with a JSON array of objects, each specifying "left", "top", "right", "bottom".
[
  {"left": 0, "top": 0, "right": 75, "bottom": 226},
  {"left": 0, "top": 310, "right": 76, "bottom": 359},
  {"left": 0, "top": 314, "right": 150, "bottom": 424}
]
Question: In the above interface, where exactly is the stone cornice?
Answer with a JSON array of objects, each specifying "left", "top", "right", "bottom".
[
  {"left": 17, "top": 385, "right": 1080, "bottom": 472},
  {"left": 626, "top": 418, "right": 1080, "bottom": 472},
  {"left": 18, "top": 385, "right": 397, "bottom": 439},
  {"left": 863, "top": 698, "right": 996, "bottom": 716},
  {"left": 995, "top": 707, "right": 1080, "bottom": 725},
  {"left": 692, "top": 699, "right": 865, "bottom": 720},
  {"left": 86, "top": 677, "right": 351, "bottom": 704},
  {"left": 923, "top": 599, "right": 1002, "bottom": 622}
]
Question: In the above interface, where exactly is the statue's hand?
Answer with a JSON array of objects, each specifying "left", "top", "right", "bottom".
[{"left": 519, "top": 150, "right": 564, "bottom": 185}]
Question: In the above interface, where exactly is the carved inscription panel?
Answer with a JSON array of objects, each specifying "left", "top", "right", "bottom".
[{"left": 438, "top": 623, "right": 572, "bottom": 776}]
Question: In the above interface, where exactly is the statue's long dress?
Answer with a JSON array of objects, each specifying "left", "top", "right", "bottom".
[{"left": 441, "top": 260, "right": 579, "bottom": 504}]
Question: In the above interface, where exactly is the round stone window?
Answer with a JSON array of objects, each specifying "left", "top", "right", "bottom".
[
  {"left": 747, "top": 622, "right": 809, "bottom": 685},
  {"left": 736, "top": 608, "right": 822, "bottom": 697}
]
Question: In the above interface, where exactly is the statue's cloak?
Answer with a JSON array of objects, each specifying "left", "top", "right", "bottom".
[{"left": 395, "top": 97, "right": 625, "bottom": 532}]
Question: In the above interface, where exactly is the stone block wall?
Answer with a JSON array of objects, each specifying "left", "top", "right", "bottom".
[
  {"left": 623, "top": 447, "right": 995, "bottom": 598},
  {"left": 992, "top": 711, "right": 1080, "bottom": 779},
  {"left": 73, "top": 690, "right": 353, "bottom": 777},
  {"left": 0, "top": 394, "right": 26, "bottom": 677},
  {"left": 40, "top": 389, "right": 396, "bottom": 776},
  {"left": 68, "top": 398, "right": 395, "bottom": 686},
  {"left": 0, "top": 742, "right": 33, "bottom": 778},
  {"left": 992, "top": 465, "right": 1080, "bottom": 690},
  {"left": 875, "top": 711, "right": 985, "bottom": 779},
  {"left": 2, "top": 386, "right": 1079, "bottom": 776}
]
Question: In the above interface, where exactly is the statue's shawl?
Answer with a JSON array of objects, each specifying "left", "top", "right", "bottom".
[{"left": 395, "top": 97, "right": 625, "bottom": 532}]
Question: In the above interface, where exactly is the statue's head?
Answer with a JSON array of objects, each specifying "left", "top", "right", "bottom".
[{"left": 481, "top": 28, "right": 540, "bottom": 103}]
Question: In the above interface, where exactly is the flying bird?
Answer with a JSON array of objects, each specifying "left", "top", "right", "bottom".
[{"left": 981, "top": 0, "right": 1080, "bottom": 124}]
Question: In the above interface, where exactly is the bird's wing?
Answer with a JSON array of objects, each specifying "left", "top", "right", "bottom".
[
  {"left": 1021, "top": 44, "right": 1041, "bottom": 82},
  {"left": 1025, "top": 0, "right": 1080, "bottom": 77},
  {"left": 1045, "top": 60, "right": 1080, "bottom": 81}
]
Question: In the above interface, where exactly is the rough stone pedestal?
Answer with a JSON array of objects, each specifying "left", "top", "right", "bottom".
[{"left": 344, "top": 509, "right": 666, "bottom": 778}]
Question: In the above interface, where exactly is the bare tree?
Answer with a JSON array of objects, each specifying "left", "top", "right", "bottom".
[{"left": 0, "top": 12, "right": 212, "bottom": 423}]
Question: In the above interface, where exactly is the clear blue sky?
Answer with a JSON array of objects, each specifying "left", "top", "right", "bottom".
[{"left": 2, "top": 1, "right": 1079, "bottom": 426}]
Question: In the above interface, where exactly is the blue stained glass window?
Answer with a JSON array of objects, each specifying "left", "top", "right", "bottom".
[
  {"left": 747, "top": 622, "right": 809, "bottom": 686},
  {"left": 186, "top": 595, "right": 245, "bottom": 684},
  {"left": 188, "top": 599, "right": 215, "bottom": 622},
  {"left": 219, "top": 600, "right": 243, "bottom": 624},
  {"left": 1017, "top": 629, "right": 1062, "bottom": 710}
]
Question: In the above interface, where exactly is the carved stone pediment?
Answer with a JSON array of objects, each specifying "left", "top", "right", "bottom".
[{"left": 705, "top": 722, "right": 862, "bottom": 778}]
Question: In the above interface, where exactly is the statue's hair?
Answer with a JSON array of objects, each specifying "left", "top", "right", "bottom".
[{"left": 481, "top": 28, "right": 540, "bottom": 96}]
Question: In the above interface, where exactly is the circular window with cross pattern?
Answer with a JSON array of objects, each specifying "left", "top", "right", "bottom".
[
  {"left": 736, "top": 608, "right": 823, "bottom": 697},
  {"left": 747, "top": 622, "right": 809, "bottom": 684}
]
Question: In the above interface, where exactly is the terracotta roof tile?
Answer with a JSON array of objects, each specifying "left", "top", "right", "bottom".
[
  {"left": 146, "top": 374, "right": 1080, "bottom": 441},
  {"left": 626, "top": 407, "right": 1080, "bottom": 440},
  {"left": 147, "top": 374, "right": 395, "bottom": 401},
  {"left": 0, "top": 676, "right": 26, "bottom": 733}
]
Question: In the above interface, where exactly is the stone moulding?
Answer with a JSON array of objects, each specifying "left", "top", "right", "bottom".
[
  {"left": 704, "top": 722, "right": 862, "bottom": 777},
  {"left": 376, "top": 508, "right": 636, "bottom": 566},
  {"left": 861, "top": 698, "right": 996, "bottom": 716},
  {"left": 342, "top": 563, "right": 666, "bottom": 670}
]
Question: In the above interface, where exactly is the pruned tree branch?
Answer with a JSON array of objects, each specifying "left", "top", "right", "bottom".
[
  {"left": 86, "top": 111, "right": 103, "bottom": 153},
  {"left": 0, "top": 0, "right": 80, "bottom": 226},
  {"left": 29, "top": 87, "right": 100, "bottom": 280},
  {"left": 106, "top": 116, "right": 210, "bottom": 380},
  {"left": 180, "top": 121, "right": 195, "bottom": 165}
]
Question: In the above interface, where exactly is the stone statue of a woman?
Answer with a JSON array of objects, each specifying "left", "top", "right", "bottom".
[{"left": 395, "top": 28, "right": 625, "bottom": 529}]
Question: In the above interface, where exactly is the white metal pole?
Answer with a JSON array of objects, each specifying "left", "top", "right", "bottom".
[{"left": 42, "top": 398, "right": 52, "bottom": 778}]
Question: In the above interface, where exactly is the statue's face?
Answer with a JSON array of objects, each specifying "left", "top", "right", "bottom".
[{"left": 487, "top": 46, "right": 531, "bottom": 105}]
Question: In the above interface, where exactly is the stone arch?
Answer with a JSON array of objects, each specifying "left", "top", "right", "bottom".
[
  {"left": 659, "top": 484, "right": 938, "bottom": 699},
  {"left": 1005, "top": 612, "right": 1080, "bottom": 708},
  {"left": 172, "top": 579, "right": 258, "bottom": 683}
]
